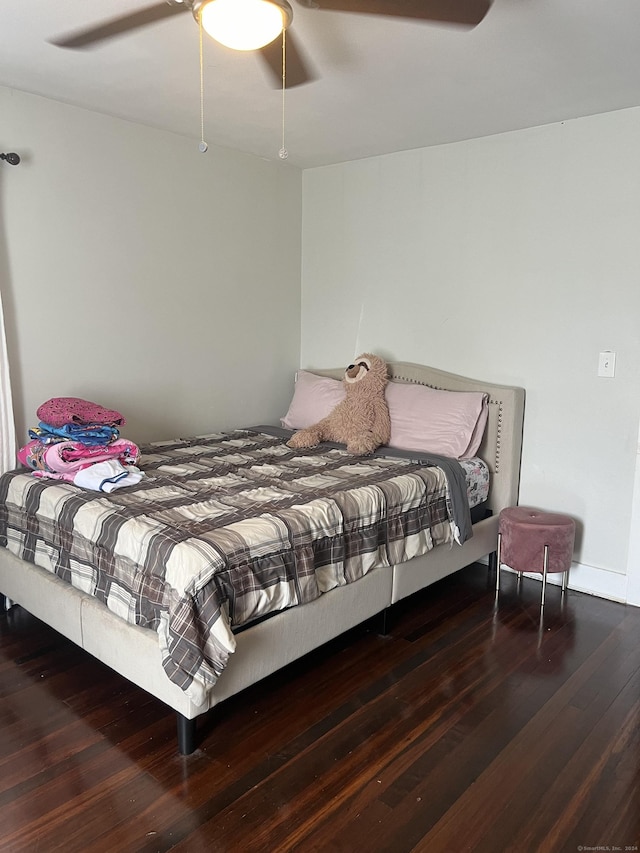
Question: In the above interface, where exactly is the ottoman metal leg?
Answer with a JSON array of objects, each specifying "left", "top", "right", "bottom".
[
  {"left": 540, "top": 544, "right": 549, "bottom": 608},
  {"left": 560, "top": 566, "right": 570, "bottom": 613},
  {"left": 496, "top": 532, "right": 502, "bottom": 592}
]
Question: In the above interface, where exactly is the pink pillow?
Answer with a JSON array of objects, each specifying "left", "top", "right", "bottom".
[
  {"left": 386, "top": 382, "right": 488, "bottom": 460},
  {"left": 281, "top": 370, "right": 345, "bottom": 429}
]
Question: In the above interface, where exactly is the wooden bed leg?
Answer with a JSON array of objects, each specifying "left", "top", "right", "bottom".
[{"left": 176, "top": 713, "right": 197, "bottom": 755}]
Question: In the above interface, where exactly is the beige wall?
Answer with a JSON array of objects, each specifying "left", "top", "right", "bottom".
[
  {"left": 301, "top": 108, "right": 640, "bottom": 604},
  {"left": 0, "top": 85, "right": 302, "bottom": 444},
  {"left": 3, "top": 85, "right": 639, "bottom": 604}
]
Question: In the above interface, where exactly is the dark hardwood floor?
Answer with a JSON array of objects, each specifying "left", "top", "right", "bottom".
[{"left": 0, "top": 564, "right": 639, "bottom": 852}]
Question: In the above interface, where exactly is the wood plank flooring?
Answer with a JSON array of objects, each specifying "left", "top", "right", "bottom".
[{"left": 0, "top": 564, "right": 639, "bottom": 852}]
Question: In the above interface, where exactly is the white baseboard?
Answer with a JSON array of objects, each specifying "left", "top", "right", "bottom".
[{"left": 501, "top": 561, "right": 630, "bottom": 604}]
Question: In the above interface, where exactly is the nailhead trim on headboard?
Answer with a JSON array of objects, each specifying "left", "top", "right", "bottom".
[{"left": 494, "top": 400, "right": 503, "bottom": 474}]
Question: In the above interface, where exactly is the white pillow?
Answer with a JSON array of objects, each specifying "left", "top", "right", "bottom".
[
  {"left": 281, "top": 370, "right": 345, "bottom": 429},
  {"left": 386, "top": 381, "right": 488, "bottom": 459}
]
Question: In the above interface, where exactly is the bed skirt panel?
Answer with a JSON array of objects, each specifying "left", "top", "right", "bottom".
[
  {"left": 0, "top": 544, "right": 395, "bottom": 721},
  {"left": 391, "top": 515, "right": 498, "bottom": 603},
  {"left": 212, "top": 563, "right": 394, "bottom": 705},
  {"left": 80, "top": 596, "right": 207, "bottom": 718},
  {"left": 0, "top": 548, "right": 84, "bottom": 647}
]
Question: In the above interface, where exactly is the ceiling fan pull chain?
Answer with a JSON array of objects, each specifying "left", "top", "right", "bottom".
[
  {"left": 279, "top": 28, "right": 288, "bottom": 160},
  {"left": 198, "top": 9, "right": 208, "bottom": 153}
]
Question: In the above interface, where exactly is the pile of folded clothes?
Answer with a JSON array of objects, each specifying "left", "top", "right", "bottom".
[{"left": 18, "top": 396, "right": 143, "bottom": 493}]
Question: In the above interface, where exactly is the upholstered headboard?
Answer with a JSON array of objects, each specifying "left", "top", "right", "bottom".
[{"left": 310, "top": 361, "right": 525, "bottom": 517}]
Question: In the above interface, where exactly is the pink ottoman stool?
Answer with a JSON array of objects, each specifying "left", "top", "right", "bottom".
[{"left": 496, "top": 506, "right": 575, "bottom": 606}]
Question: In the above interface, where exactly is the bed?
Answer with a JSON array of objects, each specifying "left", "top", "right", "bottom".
[{"left": 0, "top": 361, "right": 524, "bottom": 754}]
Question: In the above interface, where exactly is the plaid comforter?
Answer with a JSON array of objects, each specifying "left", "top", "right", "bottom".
[{"left": 0, "top": 428, "right": 471, "bottom": 705}]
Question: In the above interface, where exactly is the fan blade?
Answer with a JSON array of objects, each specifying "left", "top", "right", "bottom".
[
  {"left": 301, "top": 0, "right": 491, "bottom": 26},
  {"left": 259, "top": 31, "right": 316, "bottom": 88},
  {"left": 50, "top": 3, "right": 188, "bottom": 49}
]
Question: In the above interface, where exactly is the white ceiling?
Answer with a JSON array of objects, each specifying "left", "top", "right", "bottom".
[{"left": 2, "top": 0, "right": 640, "bottom": 168}]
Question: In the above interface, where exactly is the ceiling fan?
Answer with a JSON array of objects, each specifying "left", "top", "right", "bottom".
[{"left": 51, "top": 0, "right": 493, "bottom": 89}]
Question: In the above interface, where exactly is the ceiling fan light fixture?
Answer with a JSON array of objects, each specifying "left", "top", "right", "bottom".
[{"left": 197, "top": 0, "right": 292, "bottom": 51}]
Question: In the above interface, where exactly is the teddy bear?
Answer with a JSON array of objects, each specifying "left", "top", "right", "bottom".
[{"left": 287, "top": 353, "right": 391, "bottom": 455}]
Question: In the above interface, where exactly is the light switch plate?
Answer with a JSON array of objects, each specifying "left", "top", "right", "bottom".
[{"left": 598, "top": 351, "right": 616, "bottom": 378}]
